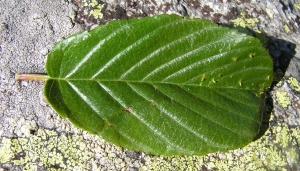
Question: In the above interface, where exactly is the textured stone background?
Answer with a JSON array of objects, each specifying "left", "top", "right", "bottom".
[{"left": 1, "top": 0, "right": 300, "bottom": 170}]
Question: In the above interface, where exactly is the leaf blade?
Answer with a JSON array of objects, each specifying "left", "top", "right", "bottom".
[{"left": 45, "top": 14, "right": 273, "bottom": 156}]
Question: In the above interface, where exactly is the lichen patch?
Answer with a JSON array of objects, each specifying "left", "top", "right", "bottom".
[
  {"left": 230, "top": 12, "right": 258, "bottom": 28},
  {"left": 287, "top": 77, "right": 300, "bottom": 92},
  {"left": 140, "top": 116, "right": 300, "bottom": 170},
  {"left": 276, "top": 91, "right": 291, "bottom": 109},
  {"left": 0, "top": 127, "right": 144, "bottom": 170}
]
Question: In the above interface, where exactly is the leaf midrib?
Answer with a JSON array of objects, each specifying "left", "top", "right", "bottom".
[{"left": 49, "top": 78, "right": 264, "bottom": 91}]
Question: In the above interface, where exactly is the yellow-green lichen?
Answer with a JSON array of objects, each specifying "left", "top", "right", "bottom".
[
  {"left": 276, "top": 91, "right": 291, "bottom": 109},
  {"left": 2, "top": 116, "right": 299, "bottom": 170},
  {"left": 287, "top": 77, "right": 300, "bottom": 92},
  {"left": 0, "top": 138, "right": 18, "bottom": 163},
  {"left": 230, "top": 12, "right": 259, "bottom": 29},
  {"left": 82, "top": 0, "right": 105, "bottom": 20},
  {"left": 284, "top": 24, "right": 291, "bottom": 33},
  {"left": 294, "top": 3, "right": 300, "bottom": 10},
  {"left": 0, "top": 129, "right": 93, "bottom": 170},
  {"left": 140, "top": 115, "right": 300, "bottom": 171}
]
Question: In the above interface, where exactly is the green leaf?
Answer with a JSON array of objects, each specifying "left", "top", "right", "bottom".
[{"left": 44, "top": 14, "right": 273, "bottom": 156}]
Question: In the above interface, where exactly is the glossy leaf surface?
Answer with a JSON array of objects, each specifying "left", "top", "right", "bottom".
[{"left": 45, "top": 14, "right": 273, "bottom": 156}]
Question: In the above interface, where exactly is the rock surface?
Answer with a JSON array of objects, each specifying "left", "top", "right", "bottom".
[{"left": 1, "top": 0, "right": 300, "bottom": 170}]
